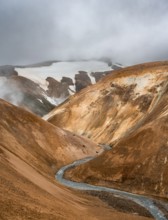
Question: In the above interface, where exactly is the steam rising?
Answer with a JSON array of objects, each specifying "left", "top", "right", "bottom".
[
  {"left": 0, "top": 78, "right": 24, "bottom": 106},
  {"left": 0, "top": 0, "right": 168, "bottom": 65}
]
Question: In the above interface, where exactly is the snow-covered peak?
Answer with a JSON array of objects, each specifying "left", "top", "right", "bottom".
[{"left": 15, "top": 60, "right": 113, "bottom": 90}]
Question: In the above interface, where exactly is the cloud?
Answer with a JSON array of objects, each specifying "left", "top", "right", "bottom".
[
  {"left": 0, "top": 0, "right": 168, "bottom": 65},
  {"left": 0, "top": 77, "right": 24, "bottom": 105}
]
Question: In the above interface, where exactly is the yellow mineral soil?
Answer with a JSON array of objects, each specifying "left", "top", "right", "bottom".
[
  {"left": 54, "top": 61, "right": 168, "bottom": 199},
  {"left": 0, "top": 99, "right": 153, "bottom": 219}
]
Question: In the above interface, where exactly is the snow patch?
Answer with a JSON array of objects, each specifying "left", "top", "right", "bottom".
[
  {"left": 37, "top": 98, "right": 43, "bottom": 103},
  {"left": 15, "top": 61, "right": 111, "bottom": 90},
  {"left": 122, "top": 74, "right": 153, "bottom": 94},
  {"left": 45, "top": 95, "right": 67, "bottom": 106}
]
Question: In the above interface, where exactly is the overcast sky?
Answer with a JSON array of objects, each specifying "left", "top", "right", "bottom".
[{"left": 0, "top": 0, "right": 168, "bottom": 65}]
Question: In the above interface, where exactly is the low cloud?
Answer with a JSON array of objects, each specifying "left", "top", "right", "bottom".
[
  {"left": 0, "top": 77, "right": 24, "bottom": 105},
  {"left": 0, "top": 0, "right": 168, "bottom": 65}
]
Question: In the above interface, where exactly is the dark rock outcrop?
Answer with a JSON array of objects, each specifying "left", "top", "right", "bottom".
[
  {"left": 61, "top": 76, "right": 74, "bottom": 86},
  {"left": 112, "top": 64, "right": 122, "bottom": 70},
  {"left": 91, "top": 70, "right": 112, "bottom": 82},
  {"left": 75, "top": 71, "right": 92, "bottom": 92},
  {"left": 46, "top": 77, "right": 69, "bottom": 98},
  {"left": 90, "top": 72, "right": 106, "bottom": 82}
]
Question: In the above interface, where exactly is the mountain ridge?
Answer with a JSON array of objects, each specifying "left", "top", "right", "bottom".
[{"left": 45, "top": 61, "right": 168, "bottom": 199}]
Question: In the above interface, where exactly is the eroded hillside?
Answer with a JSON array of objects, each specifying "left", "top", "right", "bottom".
[
  {"left": 0, "top": 99, "right": 153, "bottom": 219},
  {"left": 65, "top": 82, "right": 168, "bottom": 197},
  {"left": 1, "top": 60, "right": 168, "bottom": 219},
  {"left": 44, "top": 61, "right": 168, "bottom": 198},
  {"left": 0, "top": 99, "right": 110, "bottom": 220},
  {"left": 46, "top": 61, "right": 168, "bottom": 145}
]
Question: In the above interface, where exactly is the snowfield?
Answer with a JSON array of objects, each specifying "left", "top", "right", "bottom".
[{"left": 15, "top": 61, "right": 112, "bottom": 90}]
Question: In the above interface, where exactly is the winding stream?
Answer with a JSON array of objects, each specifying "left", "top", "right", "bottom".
[{"left": 55, "top": 157, "right": 167, "bottom": 220}]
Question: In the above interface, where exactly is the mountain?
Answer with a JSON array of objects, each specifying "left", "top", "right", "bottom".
[
  {"left": 0, "top": 60, "right": 122, "bottom": 116},
  {"left": 0, "top": 75, "right": 55, "bottom": 116},
  {"left": 0, "top": 99, "right": 102, "bottom": 219},
  {"left": 46, "top": 61, "right": 168, "bottom": 144},
  {"left": 0, "top": 99, "right": 100, "bottom": 171},
  {"left": 46, "top": 61, "right": 168, "bottom": 199},
  {"left": 15, "top": 60, "right": 122, "bottom": 94},
  {"left": 0, "top": 99, "right": 152, "bottom": 220}
]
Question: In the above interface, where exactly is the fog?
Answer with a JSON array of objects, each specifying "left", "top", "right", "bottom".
[
  {"left": 0, "top": 0, "right": 168, "bottom": 65},
  {"left": 0, "top": 77, "right": 24, "bottom": 105}
]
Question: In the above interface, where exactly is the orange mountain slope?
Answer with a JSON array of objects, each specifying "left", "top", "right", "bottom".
[
  {"left": 44, "top": 61, "right": 168, "bottom": 199},
  {"left": 0, "top": 99, "right": 153, "bottom": 219},
  {"left": 46, "top": 61, "right": 168, "bottom": 145}
]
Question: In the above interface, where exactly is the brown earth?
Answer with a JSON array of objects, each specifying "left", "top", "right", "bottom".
[
  {"left": 0, "top": 99, "right": 152, "bottom": 219},
  {"left": 47, "top": 61, "right": 168, "bottom": 145},
  {"left": 46, "top": 61, "right": 168, "bottom": 199}
]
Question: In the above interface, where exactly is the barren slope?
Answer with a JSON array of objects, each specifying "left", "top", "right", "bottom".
[
  {"left": 63, "top": 62, "right": 168, "bottom": 199},
  {"left": 0, "top": 99, "right": 101, "bottom": 170},
  {"left": 47, "top": 61, "right": 168, "bottom": 145},
  {"left": 0, "top": 99, "right": 153, "bottom": 219}
]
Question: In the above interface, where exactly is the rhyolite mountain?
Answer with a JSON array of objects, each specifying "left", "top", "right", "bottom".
[
  {"left": 46, "top": 61, "right": 168, "bottom": 199},
  {"left": 0, "top": 99, "right": 150, "bottom": 220},
  {"left": 1, "top": 60, "right": 168, "bottom": 220}
]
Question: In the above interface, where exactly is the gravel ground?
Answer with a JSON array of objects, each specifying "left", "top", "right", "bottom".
[{"left": 86, "top": 191, "right": 153, "bottom": 218}]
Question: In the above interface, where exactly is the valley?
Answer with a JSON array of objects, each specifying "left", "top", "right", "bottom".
[
  {"left": 0, "top": 60, "right": 168, "bottom": 220},
  {"left": 1, "top": 1, "right": 168, "bottom": 219}
]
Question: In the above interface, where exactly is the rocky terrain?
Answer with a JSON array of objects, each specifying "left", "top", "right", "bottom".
[
  {"left": 75, "top": 71, "right": 92, "bottom": 92},
  {"left": 46, "top": 61, "right": 168, "bottom": 199},
  {"left": 0, "top": 99, "right": 152, "bottom": 220},
  {"left": 1, "top": 60, "right": 168, "bottom": 219},
  {"left": 47, "top": 61, "right": 168, "bottom": 144},
  {"left": 0, "top": 60, "right": 122, "bottom": 116}
]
